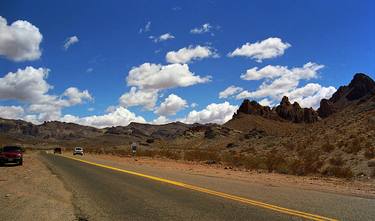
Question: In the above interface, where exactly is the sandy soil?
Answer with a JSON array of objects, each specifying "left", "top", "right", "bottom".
[
  {"left": 79, "top": 153, "right": 375, "bottom": 199},
  {"left": 0, "top": 152, "right": 75, "bottom": 221}
]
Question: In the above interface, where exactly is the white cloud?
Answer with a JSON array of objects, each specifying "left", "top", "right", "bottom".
[
  {"left": 285, "top": 83, "right": 336, "bottom": 109},
  {"left": 154, "top": 94, "right": 187, "bottom": 116},
  {"left": 241, "top": 65, "right": 290, "bottom": 81},
  {"left": 61, "top": 106, "right": 146, "bottom": 128},
  {"left": 166, "top": 45, "right": 216, "bottom": 64},
  {"left": 63, "top": 36, "right": 79, "bottom": 50},
  {"left": 152, "top": 116, "right": 171, "bottom": 125},
  {"left": 228, "top": 37, "right": 291, "bottom": 62},
  {"left": 63, "top": 87, "right": 93, "bottom": 105},
  {"left": 182, "top": 102, "right": 238, "bottom": 124},
  {"left": 219, "top": 85, "right": 243, "bottom": 99},
  {"left": 190, "top": 102, "right": 198, "bottom": 108},
  {"left": 236, "top": 62, "right": 324, "bottom": 100},
  {"left": 190, "top": 23, "right": 212, "bottom": 34},
  {"left": 0, "top": 66, "right": 93, "bottom": 123},
  {"left": 152, "top": 33, "right": 175, "bottom": 42},
  {"left": 0, "top": 106, "right": 24, "bottom": 119},
  {"left": 258, "top": 98, "right": 273, "bottom": 107},
  {"left": 139, "top": 21, "right": 151, "bottom": 33},
  {"left": 0, "top": 16, "right": 42, "bottom": 61},
  {"left": 236, "top": 62, "right": 335, "bottom": 108},
  {"left": 86, "top": 68, "right": 93, "bottom": 73},
  {"left": 119, "top": 87, "right": 158, "bottom": 110},
  {"left": 127, "top": 63, "right": 211, "bottom": 90},
  {"left": 0, "top": 66, "right": 52, "bottom": 103}
]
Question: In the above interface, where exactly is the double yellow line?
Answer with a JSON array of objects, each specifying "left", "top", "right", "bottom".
[{"left": 61, "top": 155, "right": 338, "bottom": 221}]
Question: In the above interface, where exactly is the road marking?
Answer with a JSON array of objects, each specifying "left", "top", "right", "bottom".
[{"left": 60, "top": 155, "right": 338, "bottom": 221}]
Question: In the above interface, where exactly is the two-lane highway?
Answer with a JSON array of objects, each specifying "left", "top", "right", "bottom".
[{"left": 40, "top": 153, "right": 342, "bottom": 221}]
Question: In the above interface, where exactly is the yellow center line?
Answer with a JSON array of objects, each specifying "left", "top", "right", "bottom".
[{"left": 59, "top": 155, "right": 338, "bottom": 221}]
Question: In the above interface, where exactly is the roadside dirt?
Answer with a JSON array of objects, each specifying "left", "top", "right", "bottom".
[
  {"left": 77, "top": 153, "right": 375, "bottom": 199},
  {"left": 0, "top": 152, "right": 75, "bottom": 221}
]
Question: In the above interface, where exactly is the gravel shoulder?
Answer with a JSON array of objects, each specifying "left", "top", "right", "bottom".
[{"left": 0, "top": 152, "right": 75, "bottom": 221}]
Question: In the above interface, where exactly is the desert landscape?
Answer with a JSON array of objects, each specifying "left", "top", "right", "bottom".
[{"left": 1, "top": 73, "right": 374, "bottom": 180}]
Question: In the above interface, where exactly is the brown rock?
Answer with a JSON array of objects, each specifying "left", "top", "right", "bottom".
[
  {"left": 275, "top": 96, "right": 318, "bottom": 123},
  {"left": 318, "top": 99, "right": 337, "bottom": 118}
]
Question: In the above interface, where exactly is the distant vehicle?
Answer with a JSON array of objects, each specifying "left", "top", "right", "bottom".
[
  {"left": 54, "top": 147, "right": 62, "bottom": 154},
  {"left": 0, "top": 146, "right": 23, "bottom": 166},
  {"left": 73, "top": 147, "right": 84, "bottom": 156}
]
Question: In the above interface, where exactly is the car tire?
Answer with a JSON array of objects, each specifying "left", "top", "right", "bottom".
[{"left": 19, "top": 159, "right": 23, "bottom": 166}]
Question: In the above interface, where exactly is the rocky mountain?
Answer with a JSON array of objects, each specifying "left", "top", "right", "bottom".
[
  {"left": 318, "top": 73, "right": 375, "bottom": 118},
  {"left": 233, "top": 96, "right": 319, "bottom": 124}
]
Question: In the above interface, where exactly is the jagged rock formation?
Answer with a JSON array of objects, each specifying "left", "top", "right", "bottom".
[
  {"left": 235, "top": 97, "right": 319, "bottom": 123},
  {"left": 318, "top": 73, "right": 375, "bottom": 118},
  {"left": 234, "top": 99, "right": 274, "bottom": 118},
  {"left": 275, "top": 96, "right": 319, "bottom": 123}
]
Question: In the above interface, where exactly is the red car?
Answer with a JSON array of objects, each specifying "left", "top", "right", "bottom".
[{"left": 0, "top": 146, "right": 23, "bottom": 166}]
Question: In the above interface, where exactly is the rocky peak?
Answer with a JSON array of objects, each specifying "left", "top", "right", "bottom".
[
  {"left": 275, "top": 96, "right": 319, "bottom": 123},
  {"left": 346, "top": 73, "right": 375, "bottom": 100},
  {"left": 234, "top": 99, "right": 275, "bottom": 119},
  {"left": 318, "top": 73, "right": 374, "bottom": 118}
]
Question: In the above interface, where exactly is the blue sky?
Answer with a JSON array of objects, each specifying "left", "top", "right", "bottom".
[{"left": 0, "top": 0, "right": 374, "bottom": 127}]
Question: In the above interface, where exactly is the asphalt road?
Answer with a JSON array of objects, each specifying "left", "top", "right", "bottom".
[{"left": 40, "top": 153, "right": 366, "bottom": 221}]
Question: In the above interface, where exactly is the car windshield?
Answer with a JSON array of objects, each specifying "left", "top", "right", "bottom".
[
  {"left": 3, "top": 146, "right": 21, "bottom": 152},
  {"left": 75, "top": 148, "right": 82, "bottom": 150}
]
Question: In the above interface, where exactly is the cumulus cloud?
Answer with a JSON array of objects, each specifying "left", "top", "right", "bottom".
[
  {"left": 236, "top": 62, "right": 324, "bottom": 100},
  {"left": 182, "top": 102, "right": 237, "bottom": 124},
  {"left": 139, "top": 21, "right": 151, "bottom": 33},
  {"left": 152, "top": 116, "right": 171, "bottom": 125},
  {"left": 0, "top": 66, "right": 52, "bottom": 103},
  {"left": 236, "top": 62, "right": 335, "bottom": 108},
  {"left": 190, "top": 23, "right": 212, "bottom": 34},
  {"left": 219, "top": 85, "right": 243, "bottom": 99},
  {"left": 285, "top": 83, "right": 336, "bottom": 109},
  {"left": 152, "top": 33, "right": 175, "bottom": 42},
  {"left": 0, "top": 66, "right": 92, "bottom": 122},
  {"left": 166, "top": 45, "right": 217, "bottom": 64},
  {"left": 0, "top": 106, "right": 25, "bottom": 119},
  {"left": 228, "top": 37, "right": 291, "bottom": 62},
  {"left": 63, "top": 87, "right": 93, "bottom": 105},
  {"left": 154, "top": 94, "right": 187, "bottom": 116},
  {"left": 63, "top": 36, "right": 79, "bottom": 50},
  {"left": 119, "top": 87, "right": 158, "bottom": 110},
  {"left": 127, "top": 63, "right": 211, "bottom": 90},
  {"left": 61, "top": 106, "right": 146, "bottom": 128},
  {"left": 0, "top": 16, "right": 42, "bottom": 61}
]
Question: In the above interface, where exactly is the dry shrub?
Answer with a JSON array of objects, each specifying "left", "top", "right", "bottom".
[
  {"left": 344, "top": 137, "right": 362, "bottom": 154},
  {"left": 183, "top": 150, "right": 220, "bottom": 162},
  {"left": 158, "top": 150, "right": 181, "bottom": 160},
  {"left": 287, "top": 158, "right": 305, "bottom": 176},
  {"left": 295, "top": 148, "right": 323, "bottom": 175},
  {"left": 283, "top": 141, "right": 296, "bottom": 151},
  {"left": 322, "top": 166, "right": 353, "bottom": 179},
  {"left": 221, "top": 152, "right": 242, "bottom": 167},
  {"left": 321, "top": 142, "right": 335, "bottom": 152},
  {"left": 364, "top": 147, "right": 375, "bottom": 159},
  {"left": 137, "top": 149, "right": 157, "bottom": 157},
  {"left": 241, "top": 155, "right": 263, "bottom": 170},
  {"left": 264, "top": 149, "right": 287, "bottom": 173},
  {"left": 329, "top": 155, "right": 344, "bottom": 166}
]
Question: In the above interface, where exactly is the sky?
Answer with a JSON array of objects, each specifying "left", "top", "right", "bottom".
[{"left": 0, "top": 0, "right": 374, "bottom": 128}]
